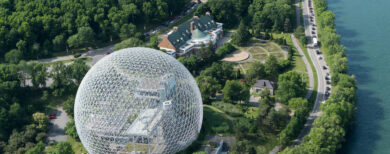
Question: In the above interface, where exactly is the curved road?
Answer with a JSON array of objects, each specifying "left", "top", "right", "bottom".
[{"left": 292, "top": 0, "right": 330, "bottom": 146}]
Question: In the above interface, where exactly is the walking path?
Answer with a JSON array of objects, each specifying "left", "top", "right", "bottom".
[
  {"left": 47, "top": 106, "right": 71, "bottom": 142},
  {"left": 291, "top": 34, "right": 314, "bottom": 99}
]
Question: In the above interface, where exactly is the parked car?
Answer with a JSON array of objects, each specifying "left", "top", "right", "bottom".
[
  {"left": 322, "top": 66, "right": 327, "bottom": 70},
  {"left": 318, "top": 56, "right": 323, "bottom": 60},
  {"left": 316, "top": 50, "right": 321, "bottom": 54},
  {"left": 106, "top": 51, "right": 110, "bottom": 55},
  {"left": 49, "top": 113, "right": 56, "bottom": 119},
  {"left": 325, "top": 76, "right": 330, "bottom": 80},
  {"left": 326, "top": 72, "right": 330, "bottom": 76},
  {"left": 326, "top": 87, "right": 331, "bottom": 91},
  {"left": 312, "top": 31, "right": 316, "bottom": 34},
  {"left": 325, "top": 92, "right": 330, "bottom": 98},
  {"left": 326, "top": 80, "right": 331, "bottom": 85},
  {"left": 312, "top": 27, "right": 316, "bottom": 30}
]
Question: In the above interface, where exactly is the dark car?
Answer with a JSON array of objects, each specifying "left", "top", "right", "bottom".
[
  {"left": 49, "top": 113, "right": 56, "bottom": 119},
  {"left": 325, "top": 76, "right": 330, "bottom": 80},
  {"left": 316, "top": 50, "right": 321, "bottom": 54},
  {"left": 326, "top": 80, "right": 331, "bottom": 85},
  {"left": 326, "top": 87, "right": 331, "bottom": 91},
  {"left": 325, "top": 92, "right": 330, "bottom": 99},
  {"left": 312, "top": 31, "right": 316, "bottom": 34},
  {"left": 322, "top": 66, "right": 327, "bottom": 70}
]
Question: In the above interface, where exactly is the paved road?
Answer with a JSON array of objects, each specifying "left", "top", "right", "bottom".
[
  {"left": 292, "top": 0, "right": 331, "bottom": 146},
  {"left": 47, "top": 106, "right": 71, "bottom": 142}
]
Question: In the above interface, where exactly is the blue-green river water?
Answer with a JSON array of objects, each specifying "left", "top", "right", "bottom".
[{"left": 327, "top": 0, "right": 390, "bottom": 153}]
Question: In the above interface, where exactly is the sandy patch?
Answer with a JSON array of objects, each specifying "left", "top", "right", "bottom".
[{"left": 222, "top": 50, "right": 250, "bottom": 62}]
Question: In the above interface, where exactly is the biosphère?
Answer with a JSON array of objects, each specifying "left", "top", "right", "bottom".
[{"left": 74, "top": 47, "right": 203, "bottom": 154}]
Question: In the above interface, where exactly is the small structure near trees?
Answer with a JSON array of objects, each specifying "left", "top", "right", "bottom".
[{"left": 250, "top": 80, "right": 275, "bottom": 96}]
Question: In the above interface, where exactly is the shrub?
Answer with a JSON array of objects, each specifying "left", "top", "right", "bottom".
[{"left": 74, "top": 53, "right": 81, "bottom": 58}]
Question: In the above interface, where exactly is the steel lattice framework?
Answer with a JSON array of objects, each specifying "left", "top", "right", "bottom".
[{"left": 74, "top": 47, "right": 203, "bottom": 154}]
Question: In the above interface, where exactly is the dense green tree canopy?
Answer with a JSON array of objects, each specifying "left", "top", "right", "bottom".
[
  {"left": 196, "top": 75, "right": 221, "bottom": 104},
  {"left": 231, "top": 21, "right": 252, "bottom": 46},
  {"left": 0, "top": 0, "right": 191, "bottom": 61},
  {"left": 276, "top": 71, "right": 307, "bottom": 103},
  {"left": 114, "top": 37, "right": 144, "bottom": 51},
  {"left": 222, "top": 80, "right": 250, "bottom": 103},
  {"left": 49, "top": 142, "right": 74, "bottom": 154}
]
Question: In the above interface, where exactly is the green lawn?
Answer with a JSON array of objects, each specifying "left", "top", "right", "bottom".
[
  {"left": 202, "top": 105, "right": 235, "bottom": 136},
  {"left": 272, "top": 33, "right": 307, "bottom": 73},
  {"left": 236, "top": 38, "right": 288, "bottom": 74},
  {"left": 210, "top": 101, "right": 244, "bottom": 117},
  {"left": 45, "top": 138, "right": 87, "bottom": 154},
  {"left": 244, "top": 107, "right": 259, "bottom": 120},
  {"left": 67, "top": 137, "right": 88, "bottom": 154},
  {"left": 297, "top": 39, "right": 318, "bottom": 104}
]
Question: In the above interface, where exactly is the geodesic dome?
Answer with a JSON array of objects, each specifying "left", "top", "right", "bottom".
[{"left": 74, "top": 47, "right": 203, "bottom": 154}]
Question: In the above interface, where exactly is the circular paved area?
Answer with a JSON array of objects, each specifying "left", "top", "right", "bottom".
[{"left": 222, "top": 50, "right": 250, "bottom": 62}]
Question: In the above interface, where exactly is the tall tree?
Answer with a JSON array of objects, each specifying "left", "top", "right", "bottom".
[
  {"left": 32, "top": 112, "right": 48, "bottom": 131},
  {"left": 30, "top": 62, "right": 47, "bottom": 88},
  {"left": 264, "top": 55, "right": 280, "bottom": 81},
  {"left": 196, "top": 75, "right": 221, "bottom": 104},
  {"left": 276, "top": 71, "right": 307, "bottom": 103},
  {"left": 222, "top": 80, "right": 250, "bottom": 103},
  {"left": 231, "top": 21, "right": 251, "bottom": 46}
]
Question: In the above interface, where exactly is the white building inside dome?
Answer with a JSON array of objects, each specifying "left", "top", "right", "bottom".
[{"left": 74, "top": 48, "right": 203, "bottom": 154}]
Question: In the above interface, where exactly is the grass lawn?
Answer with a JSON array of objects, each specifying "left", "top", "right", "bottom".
[
  {"left": 210, "top": 101, "right": 243, "bottom": 117},
  {"left": 45, "top": 138, "right": 87, "bottom": 154},
  {"left": 236, "top": 38, "right": 287, "bottom": 74},
  {"left": 244, "top": 107, "right": 259, "bottom": 120},
  {"left": 67, "top": 137, "right": 88, "bottom": 154},
  {"left": 272, "top": 33, "right": 307, "bottom": 73},
  {"left": 202, "top": 105, "right": 235, "bottom": 136},
  {"left": 297, "top": 39, "right": 318, "bottom": 104}
]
